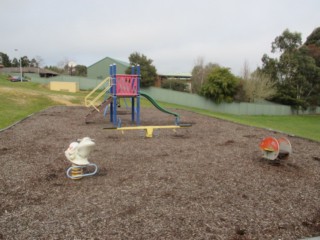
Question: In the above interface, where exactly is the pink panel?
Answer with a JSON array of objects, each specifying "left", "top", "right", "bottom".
[{"left": 116, "top": 74, "right": 138, "bottom": 96}]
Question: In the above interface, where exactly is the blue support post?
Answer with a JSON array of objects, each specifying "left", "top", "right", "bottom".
[
  {"left": 131, "top": 97, "right": 135, "bottom": 122},
  {"left": 112, "top": 64, "right": 117, "bottom": 126},
  {"left": 105, "top": 63, "right": 141, "bottom": 126},
  {"left": 131, "top": 65, "right": 135, "bottom": 123},
  {"left": 109, "top": 65, "right": 113, "bottom": 123},
  {"left": 136, "top": 65, "right": 141, "bottom": 125}
]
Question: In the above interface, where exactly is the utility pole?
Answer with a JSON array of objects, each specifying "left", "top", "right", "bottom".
[{"left": 14, "top": 49, "right": 22, "bottom": 82}]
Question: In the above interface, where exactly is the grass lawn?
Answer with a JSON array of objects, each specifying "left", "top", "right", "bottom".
[
  {"left": 0, "top": 74, "right": 319, "bottom": 142},
  {"left": 0, "top": 75, "right": 87, "bottom": 129},
  {"left": 194, "top": 109, "right": 320, "bottom": 142}
]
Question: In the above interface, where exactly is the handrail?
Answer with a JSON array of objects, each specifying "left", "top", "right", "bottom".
[{"left": 85, "top": 77, "right": 111, "bottom": 111}]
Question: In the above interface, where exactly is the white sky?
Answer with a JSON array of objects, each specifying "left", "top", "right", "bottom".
[{"left": 1, "top": 0, "right": 319, "bottom": 75}]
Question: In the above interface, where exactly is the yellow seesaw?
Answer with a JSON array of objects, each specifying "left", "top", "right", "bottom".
[{"left": 105, "top": 124, "right": 192, "bottom": 138}]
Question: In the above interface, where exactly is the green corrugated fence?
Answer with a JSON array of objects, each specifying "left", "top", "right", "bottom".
[{"left": 27, "top": 75, "right": 320, "bottom": 115}]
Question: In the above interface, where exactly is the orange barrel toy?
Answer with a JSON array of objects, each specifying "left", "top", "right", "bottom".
[{"left": 259, "top": 136, "right": 292, "bottom": 161}]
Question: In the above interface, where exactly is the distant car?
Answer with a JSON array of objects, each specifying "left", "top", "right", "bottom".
[{"left": 8, "top": 76, "right": 28, "bottom": 82}]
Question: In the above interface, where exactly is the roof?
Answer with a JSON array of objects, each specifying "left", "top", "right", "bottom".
[
  {"left": 87, "top": 56, "right": 130, "bottom": 79},
  {"left": 87, "top": 56, "right": 130, "bottom": 68},
  {"left": 0, "top": 67, "right": 58, "bottom": 75},
  {"left": 158, "top": 73, "right": 191, "bottom": 79}
]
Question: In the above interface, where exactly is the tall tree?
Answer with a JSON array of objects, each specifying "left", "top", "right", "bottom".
[
  {"left": 240, "top": 61, "right": 277, "bottom": 102},
  {"left": 21, "top": 56, "right": 30, "bottom": 67},
  {"left": 191, "top": 57, "right": 205, "bottom": 94},
  {"left": 260, "top": 28, "right": 320, "bottom": 109},
  {"left": 200, "top": 66, "right": 239, "bottom": 103},
  {"left": 304, "top": 27, "right": 320, "bottom": 106},
  {"left": 11, "top": 58, "right": 19, "bottom": 67},
  {"left": 191, "top": 57, "right": 220, "bottom": 94},
  {"left": 304, "top": 27, "right": 320, "bottom": 68},
  {"left": 75, "top": 65, "right": 87, "bottom": 77},
  {"left": 30, "top": 58, "right": 38, "bottom": 67},
  {"left": 305, "top": 27, "right": 320, "bottom": 46},
  {"left": 271, "top": 29, "right": 302, "bottom": 53},
  {"left": 126, "top": 52, "right": 157, "bottom": 87},
  {"left": 35, "top": 56, "right": 44, "bottom": 68},
  {"left": 0, "top": 52, "right": 11, "bottom": 67}
]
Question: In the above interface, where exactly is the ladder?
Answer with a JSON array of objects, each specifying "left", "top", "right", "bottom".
[{"left": 85, "top": 77, "right": 112, "bottom": 112}]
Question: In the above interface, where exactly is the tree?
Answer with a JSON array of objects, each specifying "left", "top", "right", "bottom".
[
  {"left": 271, "top": 29, "right": 302, "bottom": 53},
  {"left": 304, "top": 27, "right": 320, "bottom": 69},
  {"left": 126, "top": 52, "right": 157, "bottom": 87},
  {"left": 56, "top": 58, "right": 71, "bottom": 75},
  {"left": 191, "top": 57, "right": 220, "bottom": 94},
  {"left": 240, "top": 62, "right": 276, "bottom": 102},
  {"left": 0, "top": 52, "right": 11, "bottom": 67},
  {"left": 11, "top": 58, "right": 19, "bottom": 67},
  {"left": 304, "top": 27, "right": 320, "bottom": 106},
  {"left": 200, "top": 67, "right": 239, "bottom": 103},
  {"left": 243, "top": 72, "right": 276, "bottom": 102},
  {"left": 30, "top": 58, "right": 38, "bottom": 67},
  {"left": 260, "top": 28, "right": 320, "bottom": 109},
  {"left": 74, "top": 65, "right": 87, "bottom": 77},
  {"left": 190, "top": 57, "right": 205, "bottom": 94},
  {"left": 305, "top": 27, "right": 320, "bottom": 46},
  {"left": 35, "top": 56, "right": 44, "bottom": 68},
  {"left": 21, "top": 56, "right": 30, "bottom": 67}
]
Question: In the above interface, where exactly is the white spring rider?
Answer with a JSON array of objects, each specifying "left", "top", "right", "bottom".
[{"left": 65, "top": 137, "right": 98, "bottom": 179}]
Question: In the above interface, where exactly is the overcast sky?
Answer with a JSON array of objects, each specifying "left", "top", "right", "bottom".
[{"left": 1, "top": 0, "right": 319, "bottom": 75}]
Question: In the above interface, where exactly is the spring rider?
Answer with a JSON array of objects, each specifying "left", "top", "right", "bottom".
[{"left": 65, "top": 137, "right": 98, "bottom": 179}]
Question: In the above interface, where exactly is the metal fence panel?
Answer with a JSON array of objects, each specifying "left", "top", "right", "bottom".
[{"left": 27, "top": 75, "right": 320, "bottom": 115}]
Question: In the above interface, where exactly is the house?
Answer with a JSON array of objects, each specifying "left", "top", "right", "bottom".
[
  {"left": 87, "top": 57, "right": 130, "bottom": 80},
  {"left": 0, "top": 67, "right": 58, "bottom": 78},
  {"left": 156, "top": 73, "right": 192, "bottom": 92}
]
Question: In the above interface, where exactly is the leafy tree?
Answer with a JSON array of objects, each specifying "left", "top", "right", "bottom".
[
  {"left": 260, "top": 28, "right": 320, "bottom": 109},
  {"left": 126, "top": 52, "right": 157, "bottom": 87},
  {"left": 21, "top": 56, "right": 30, "bottom": 67},
  {"left": 75, "top": 65, "right": 87, "bottom": 77},
  {"left": 305, "top": 27, "right": 320, "bottom": 46},
  {"left": 306, "top": 44, "right": 320, "bottom": 68},
  {"left": 243, "top": 72, "right": 276, "bottom": 102},
  {"left": 304, "top": 27, "right": 320, "bottom": 68},
  {"left": 0, "top": 52, "right": 11, "bottom": 67},
  {"left": 304, "top": 27, "right": 320, "bottom": 106},
  {"left": 11, "top": 58, "right": 19, "bottom": 67},
  {"left": 240, "top": 62, "right": 276, "bottom": 102},
  {"left": 30, "top": 58, "right": 38, "bottom": 67},
  {"left": 271, "top": 29, "right": 302, "bottom": 53},
  {"left": 200, "top": 67, "right": 239, "bottom": 103},
  {"left": 191, "top": 57, "right": 220, "bottom": 94}
]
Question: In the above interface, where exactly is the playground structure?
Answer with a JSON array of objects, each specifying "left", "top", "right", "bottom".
[
  {"left": 65, "top": 137, "right": 98, "bottom": 179},
  {"left": 85, "top": 64, "right": 190, "bottom": 137},
  {"left": 259, "top": 136, "right": 292, "bottom": 161}
]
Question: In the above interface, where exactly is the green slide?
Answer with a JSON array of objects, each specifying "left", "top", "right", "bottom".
[{"left": 140, "top": 91, "right": 180, "bottom": 122}]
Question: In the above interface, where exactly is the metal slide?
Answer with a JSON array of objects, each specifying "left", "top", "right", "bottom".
[{"left": 140, "top": 91, "right": 180, "bottom": 124}]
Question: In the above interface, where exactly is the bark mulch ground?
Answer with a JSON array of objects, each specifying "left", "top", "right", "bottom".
[{"left": 0, "top": 106, "right": 319, "bottom": 240}]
